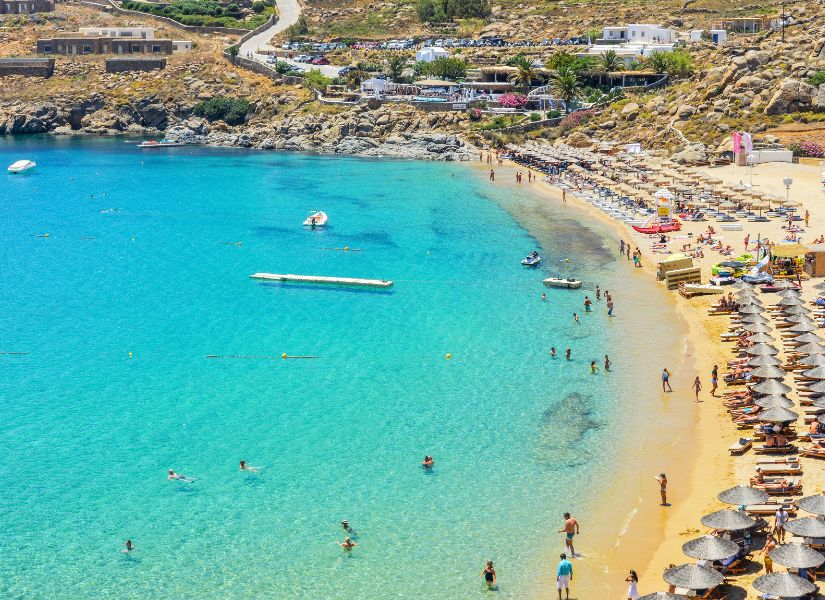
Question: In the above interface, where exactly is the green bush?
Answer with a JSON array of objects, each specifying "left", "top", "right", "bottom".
[
  {"left": 251, "top": 1, "right": 265, "bottom": 12},
  {"left": 193, "top": 97, "right": 251, "bottom": 125},
  {"left": 810, "top": 71, "right": 825, "bottom": 87},
  {"left": 415, "top": 0, "right": 490, "bottom": 22},
  {"left": 547, "top": 109, "right": 561, "bottom": 118},
  {"left": 122, "top": 0, "right": 258, "bottom": 28},
  {"left": 529, "top": 112, "right": 541, "bottom": 122}
]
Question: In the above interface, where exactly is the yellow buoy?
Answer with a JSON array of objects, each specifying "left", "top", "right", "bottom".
[
  {"left": 445, "top": 353, "right": 452, "bottom": 360},
  {"left": 128, "top": 352, "right": 133, "bottom": 358},
  {"left": 282, "top": 352, "right": 288, "bottom": 359},
  {"left": 344, "top": 246, "right": 350, "bottom": 251}
]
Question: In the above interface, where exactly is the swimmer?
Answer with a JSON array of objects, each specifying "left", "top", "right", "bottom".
[
  {"left": 550, "top": 347, "right": 557, "bottom": 358},
  {"left": 573, "top": 313, "right": 580, "bottom": 325},
  {"left": 240, "top": 460, "right": 259, "bottom": 473},
  {"left": 168, "top": 469, "right": 195, "bottom": 482},
  {"left": 122, "top": 539, "right": 133, "bottom": 553},
  {"left": 542, "top": 292, "right": 547, "bottom": 301},
  {"left": 604, "top": 355, "right": 611, "bottom": 371},
  {"left": 422, "top": 455, "right": 434, "bottom": 468},
  {"left": 341, "top": 519, "right": 353, "bottom": 533},
  {"left": 565, "top": 348, "right": 571, "bottom": 360},
  {"left": 590, "top": 361, "right": 598, "bottom": 374},
  {"left": 338, "top": 536, "right": 357, "bottom": 551}
]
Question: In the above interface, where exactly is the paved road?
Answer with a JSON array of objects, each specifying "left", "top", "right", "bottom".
[{"left": 239, "top": 0, "right": 344, "bottom": 78}]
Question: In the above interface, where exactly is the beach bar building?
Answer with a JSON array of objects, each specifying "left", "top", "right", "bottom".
[{"left": 804, "top": 244, "right": 825, "bottom": 278}]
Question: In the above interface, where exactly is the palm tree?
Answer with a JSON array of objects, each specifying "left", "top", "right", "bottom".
[
  {"left": 599, "top": 49, "right": 623, "bottom": 87},
  {"left": 386, "top": 54, "right": 408, "bottom": 82},
  {"left": 508, "top": 55, "right": 544, "bottom": 94},
  {"left": 646, "top": 51, "right": 673, "bottom": 75},
  {"left": 548, "top": 69, "right": 583, "bottom": 112}
]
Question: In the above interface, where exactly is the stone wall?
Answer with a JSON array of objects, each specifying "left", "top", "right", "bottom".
[
  {"left": 0, "top": 58, "right": 55, "bottom": 77},
  {"left": 105, "top": 57, "right": 166, "bottom": 72}
]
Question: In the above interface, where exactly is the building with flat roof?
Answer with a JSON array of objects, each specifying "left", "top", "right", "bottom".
[
  {"left": 79, "top": 27, "right": 156, "bottom": 39},
  {"left": 0, "top": 0, "right": 53, "bottom": 13},
  {"left": 601, "top": 24, "right": 676, "bottom": 44},
  {"left": 37, "top": 37, "right": 174, "bottom": 56}
]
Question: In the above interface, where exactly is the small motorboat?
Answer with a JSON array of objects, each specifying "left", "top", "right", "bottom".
[
  {"left": 303, "top": 210, "right": 328, "bottom": 227},
  {"left": 521, "top": 251, "right": 542, "bottom": 267},
  {"left": 543, "top": 277, "right": 582, "bottom": 289},
  {"left": 138, "top": 139, "right": 187, "bottom": 148},
  {"left": 8, "top": 159, "right": 36, "bottom": 173}
]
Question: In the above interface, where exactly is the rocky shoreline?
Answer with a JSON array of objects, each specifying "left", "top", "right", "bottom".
[{"left": 0, "top": 95, "right": 478, "bottom": 161}]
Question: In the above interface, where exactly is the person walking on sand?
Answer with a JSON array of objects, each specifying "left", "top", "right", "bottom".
[
  {"left": 762, "top": 533, "right": 777, "bottom": 573},
  {"left": 481, "top": 560, "right": 497, "bottom": 589},
  {"left": 805, "top": 210, "right": 810, "bottom": 227},
  {"left": 692, "top": 376, "right": 702, "bottom": 402},
  {"left": 662, "top": 368, "right": 673, "bottom": 392},
  {"left": 604, "top": 355, "right": 611, "bottom": 371},
  {"left": 775, "top": 506, "right": 789, "bottom": 542},
  {"left": 556, "top": 553, "right": 573, "bottom": 600},
  {"left": 626, "top": 570, "right": 640, "bottom": 600},
  {"left": 562, "top": 189, "right": 567, "bottom": 203},
  {"left": 711, "top": 365, "right": 719, "bottom": 396},
  {"left": 558, "top": 513, "right": 579, "bottom": 557},
  {"left": 583, "top": 296, "right": 592, "bottom": 312},
  {"left": 620, "top": 240, "right": 625, "bottom": 255},
  {"left": 655, "top": 473, "right": 668, "bottom": 506}
]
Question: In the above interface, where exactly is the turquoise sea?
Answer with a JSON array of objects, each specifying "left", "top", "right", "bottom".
[{"left": 0, "top": 138, "right": 678, "bottom": 599}]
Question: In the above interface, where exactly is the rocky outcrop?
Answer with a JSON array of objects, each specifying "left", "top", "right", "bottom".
[{"left": 764, "top": 79, "right": 818, "bottom": 115}]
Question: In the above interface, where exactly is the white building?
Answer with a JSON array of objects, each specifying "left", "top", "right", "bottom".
[
  {"left": 689, "top": 29, "right": 728, "bottom": 44},
  {"left": 172, "top": 40, "right": 192, "bottom": 53},
  {"left": 601, "top": 24, "right": 676, "bottom": 44},
  {"left": 579, "top": 43, "right": 675, "bottom": 66},
  {"left": 415, "top": 46, "right": 449, "bottom": 63},
  {"left": 79, "top": 26, "right": 155, "bottom": 39}
]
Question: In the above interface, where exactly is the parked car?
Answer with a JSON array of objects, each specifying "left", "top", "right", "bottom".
[
  {"left": 338, "top": 66, "right": 355, "bottom": 76},
  {"left": 311, "top": 56, "right": 330, "bottom": 65}
]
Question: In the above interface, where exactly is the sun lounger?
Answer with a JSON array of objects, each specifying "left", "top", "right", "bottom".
[
  {"left": 755, "top": 444, "right": 798, "bottom": 454},
  {"left": 800, "top": 448, "right": 825, "bottom": 459},
  {"left": 757, "top": 463, "right": 802, "bottom": 474},
  {"left": 729, "top": 438, "right": 753, "bottom": 454},
  {"left": 756, "top": 456, "right": 801, "bottom": 464},
  {"left": 744, "top": 502, "right": 797, "bottom": 516}
]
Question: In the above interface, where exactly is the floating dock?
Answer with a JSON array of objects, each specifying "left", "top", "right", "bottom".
[{"left": 250, "top": 272, "right": 393, "bottom": 288}]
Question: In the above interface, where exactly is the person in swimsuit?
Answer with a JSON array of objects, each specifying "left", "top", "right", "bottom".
[
  {"left": 762, "top": 533, "right": 776, "bottom": 573},
  {"left": 692, "top": 376, "right": 702, "bottom": 403},
  {"left": 542, "top": 293, "right": 547, "bottom": 301},
  {"left": 550, "top": 347, "right": 557, "bottom": 358},
  {"left": 711, "top": 365, "right": 718, "bottom": 396},
  {"left": 565, "top": 348, "right": 571, "bottom": 361},
  {"left": 422, "top": 455, "right": 434, "bottom": 468},
  {"left": 240, "top": 460, "right": 259, "bottom": 473},
  {"left": 662, "top": 369, "right": 672, "bottom": 392},
  {"left": 604, "top": 355, "right": 611, "bottom": 371},
  {"left": 338, "top": 537, "right": 357, "bottom": 551},
  {"left": 573, "top": 313, "right": 580, "bottom": 325},
  {"left": 558, "top": 513, "right": 579, "bottom": 557},
  {"left": 583, "top": 297, "right": 592, "bottom": 312},
  {"left": 626, "top": 570, "right": 639, "bottom": 600},
  {"left": 655, "top": 473, "right": 668, "bottom": 506},
  {"left": 341, "top": 519, "right": 354, "bottom": 535},
  {"left": 481, "top": 560, "right": 496, "bottom": 588},
  {"left": 123, "top": 539, "right": 133, "bottom": 553},
  {"left": 590, "top": 361, "right": 597, "bottom": 374}
]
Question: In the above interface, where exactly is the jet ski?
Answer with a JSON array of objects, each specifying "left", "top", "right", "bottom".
[{"left": 521, "top": 251, "right": 542, "bottom": 267}]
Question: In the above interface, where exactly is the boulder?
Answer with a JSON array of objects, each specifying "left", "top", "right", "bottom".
[
  {"left": 139, "top": 103, "right": 168, "bottom": 129},
  {"left": 621, "top": 102, "right": 640, "bottom": 119},
  {"left": 671, "top": 143, "right": 707, "bottom": 164},
  {"left": 765, "top": 78, "right": 816, "bottom": 115},
  {"left": 814, "top": 84, "right": 825, "bottom": 112},
  {"left": 565, "top": 131, "right": 591, "bottom": 148},
  {"left": 676, "top": 105, "right": 696, "bottom": 120}
]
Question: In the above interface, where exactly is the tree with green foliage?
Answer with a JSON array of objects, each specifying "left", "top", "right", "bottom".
[
  {"left": 584, "top": 27, "right": 602, "bottom": 43},
  {"left": 274, "top": 60, "right": 294, "bottom": 74},
  {"left": 386, "top": 54, "right": 408, "bottom": 81},
  {"left": 193, "top": 97, "right": 250, "bottom": 125},
  {"left": 546, "top": 51, "right": 595, "bottom": 76},
  {"left": 285, "top": 14, "right": 309, "bottom": 39},
  {"left": 415, "top": 0, "right": 489, "bottom": 23},
  {"left": 548, "top": 70, "right": 583, "bottom": 111},
  {"left": 508, "top": 55, "right": 543, "bottom": 94},
  {"left": 227, "top": 45, "right": 239, "bottom": 63},
  {"left": 304, "top": 69, "right": 332, "bottom": 94},
  {"left": 667, "top": 51, "right": 693, "bottom": 78},
  {"left": 425, "top": 56, "right": 467, "bottom": 80},
  {"left": 345, "top": 69, "right": 365, "bottom": 88},
  {"left": 599, "top": 50, "right": 623, "bottom": 74},
  {"left": 251, "top": 1, "right": 265, "bottom": 13},
  {"left": 645, "top": 51, "right": 672, "bottom": 74}
]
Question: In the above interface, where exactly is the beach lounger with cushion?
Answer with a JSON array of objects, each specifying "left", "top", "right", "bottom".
[
  {"left": 756, "top": 463, "right": 802, "bottom": 475},
  {"left": 729, "top": 438, "right": 752, "bottom": 454},
  {"left": 800, "top": 448, "right": 825, "bottom": 459},
  {"left": 744, "top": 502, "right": 797, "bottom": 516}
]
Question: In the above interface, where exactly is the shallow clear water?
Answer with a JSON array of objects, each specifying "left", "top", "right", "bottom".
[{"left": 1, "top": 138, "right": 644, "bottom": 599}]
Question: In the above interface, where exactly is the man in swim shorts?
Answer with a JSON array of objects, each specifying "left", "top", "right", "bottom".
[{"left": 558, "top": 513, "right": 579, "bottom": 557}]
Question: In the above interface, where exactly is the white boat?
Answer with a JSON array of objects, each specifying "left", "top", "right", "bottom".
[
  {"left": 8, "top": 159, "right": 36, "bottom": 173},
  {"left": 138, "top": 139, "right": 187, "bottom": 148},
  {"left": 543, "top": 277, "right": 582, "bottom": 289},
  {"left": 303, "top": 210, "right": 328, "bottom": 227}
]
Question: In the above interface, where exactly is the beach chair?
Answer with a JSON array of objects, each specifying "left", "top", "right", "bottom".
[
  {"left": 744, "top": 503, "right": 797, "bottom": 517},
  {"left": 757, "top": 463, "right": 803, "bottom": 475},
  {"left": 754, "top": 444, "right": 798, "bottom": 454},
  {"left": 800, "top": 448, "right": 825, "bottom": 460},
  {"left": 729, "top": 437, "right": 753, "bottom": 454}
]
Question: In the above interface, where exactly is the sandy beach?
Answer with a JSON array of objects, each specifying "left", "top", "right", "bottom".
[{"left": 488, "top": 154, "right": 825, "bottom": 597}]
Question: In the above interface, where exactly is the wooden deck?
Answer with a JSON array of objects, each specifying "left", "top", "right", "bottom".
[{"left": 250, "top": 272, "right": 393, "bottom": 288}]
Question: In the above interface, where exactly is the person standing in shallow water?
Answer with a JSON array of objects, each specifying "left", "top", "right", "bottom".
[
  {"left": 558, "top": 513, "right": 580, "bottom": 557},
  {"left": 489, "top": 169, "right": 495, "bottom": 182},
  {"left": 655, "top": 473, "right": 668, "bottom": 506},
  {"left": 604, "top": 355, "right": 611, "bottom": 371},
  {"left": 565, "top": 348, "right": 571, "bottom": 360},
  {"left": 481, "top": 560, "right": 497, "bottom": 589},
  {"left": 692, "top": 376, "right": 702, "bottom": 402}
]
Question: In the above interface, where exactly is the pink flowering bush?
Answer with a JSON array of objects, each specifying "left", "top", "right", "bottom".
[
  {"left": 559, "top": 109, "right": 596, "bottom": 131},
  {"left": 498, "top": 93, "right": 528, "bottom": 109},
  {"left": 467, "top": 108, "right": 482, "bottom": 121},
  {"left": 799, "top": 141, "right": 824, "bottom": 158}
]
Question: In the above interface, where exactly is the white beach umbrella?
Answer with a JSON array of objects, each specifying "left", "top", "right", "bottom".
[
  {"left": 792, "top": 332, "right": 822, "bottom": 343},
  {"left": 801, "top": 366, "right": 825, "bottom": 380},
  {"left": 751, "top": 379, "right": 793, "bottom": 395},
  {"left": 790, "top": 323, "right": 819, "bottom": 333},
  {"left": 804, "top": 381, "right": 825, "bottom": 394},
  {"left": 747, "top": 355, "right": 782, "bottom": 367},
  {"left": 798, "top": 494, "right": 825, "bottom": 516},
  {"left": 746, "top": 343, "right": 779, "bottom": 356},
  {"left": 770, "top": 544, "right": 825, "bottom": 569},
  {"left": 717, "top": 486, "right": 770, "bottom": 505},
  {"left": 751, "top": 365, "right": 788, "bottom": 379},
  {"left": 795, "top": 343, "right": 825, "bottom": 355},
  {"left": 758, "top": 406, "right": 799, "bottom": 422},
  {"left": 801, "top": 354, "right": 825, "bottom": 367},
  {"left": 746, "top": 333, "right": 775, "bottom": 343},
  {"left": 785, "top": 517, "right": 825, "bottom": 537},
  {"left": 682, "top": 535, "right": 740, "bottom": 561},
  {"left": 700, "top": 509, "right": 755, "bottom": 531},
  {"left": 754, "top": 395, "right": 795, "bottom": 409},
  {"left": 662, "top": 564, "right": 724, "bottom": 590}
]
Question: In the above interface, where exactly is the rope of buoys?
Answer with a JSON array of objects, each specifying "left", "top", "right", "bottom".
[
  {"left": 320, "top": 247, "right": 362, "bottom": 252},
  {"left": 205, "top": 354, "right": 319, "bottom": 359},
  {"left": 0, "top": 351, "right": 28, "bottom": 355}
]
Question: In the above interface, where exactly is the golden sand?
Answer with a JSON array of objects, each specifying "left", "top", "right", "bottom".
[{"left": 483, "top": 156, "right": 825, "bottom": 597}]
